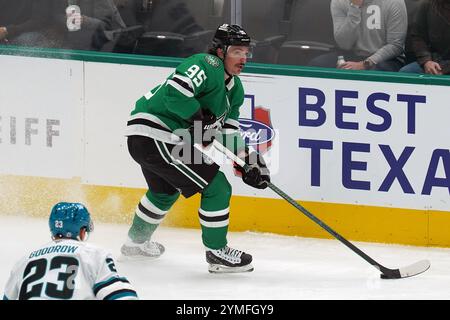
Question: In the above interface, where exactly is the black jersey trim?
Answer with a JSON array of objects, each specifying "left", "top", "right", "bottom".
[
  {"left": 171, "top": 76, "right": 194, "bottom": 94},
  {"left": 198, "top": 212, "right": 230, "bottom": 222},
  {"left": 93, "top": 277, "right": 130, "bottom": 295},
  {"left": 138, "top": 203, "right": 166, "bottom": 220},
  {"left": 127, "top": 118, "right": 172, "bottom": 132}
]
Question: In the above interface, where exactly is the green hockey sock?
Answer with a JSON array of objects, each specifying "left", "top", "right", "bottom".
[
  {"left": 199, "top": 172, "right": 232, "bottom": 250},
  {"left": 128, "top": 190, "right": 179, "bottom": 243}
]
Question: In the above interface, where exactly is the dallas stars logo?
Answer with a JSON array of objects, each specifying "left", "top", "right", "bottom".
[{"left": 204, "top": 55, "right": 220, "bottom": 68}]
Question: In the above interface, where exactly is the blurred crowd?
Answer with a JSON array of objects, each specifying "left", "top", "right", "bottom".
[{"left": 0, "top": 0, "right": 448, "bottom": 75}]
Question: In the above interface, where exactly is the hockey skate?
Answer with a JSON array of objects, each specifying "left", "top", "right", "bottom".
[
  {"left": 119, "top": 238, "right": 165, "bottom": 260},
  {"left": 206, "top": 246, "right": 254, "bottom": 273}
]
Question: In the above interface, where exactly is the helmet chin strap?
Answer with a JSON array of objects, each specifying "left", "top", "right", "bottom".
[
  {"left": 221, "top": 46, "right": 233, "bottom": 78},
  {"left": 224, "top": 67, "right": 233, "bottom": 78}
]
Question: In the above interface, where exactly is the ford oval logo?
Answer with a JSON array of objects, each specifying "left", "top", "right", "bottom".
[{"left": 238, "top": 118, "right": 275, "bottom": 146}]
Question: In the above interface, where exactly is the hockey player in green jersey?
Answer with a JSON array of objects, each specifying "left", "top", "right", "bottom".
[{"left": 121, "top": 24, "right": 270, "bottom": 273}]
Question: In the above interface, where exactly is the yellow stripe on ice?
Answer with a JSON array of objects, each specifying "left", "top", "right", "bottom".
[{"left": 0, "top": 175, "right": 447, "bottom": 247}]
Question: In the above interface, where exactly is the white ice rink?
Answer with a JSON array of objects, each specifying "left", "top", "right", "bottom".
[{"left": 1, "top": 215, "right": 449, "bottom": 300}]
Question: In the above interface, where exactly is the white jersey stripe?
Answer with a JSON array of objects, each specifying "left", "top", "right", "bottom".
[
  {"left": 128, "top": 112, "right": 171, "bottom": 130},
  {"left": 172, "top": 74, "right": 194, "bottom": 91},
  {"left": 199, "top": 207, "right": 230, "bottom": 217},
  {"left": 95, "top": 279, "right": 136, "bottom": 300},
  {"left": 167, "top": 79, "right": 194, "bottom": 97},
  {"left": 140, "top": 195, "right": 168, "bottom": 216},
  {"left": 154, "top": 141, "right": 206, "bottom": 189},
  {"left": 136, "top": 207, "right": 165, "bottom": 225},
  {"left": 160, "top": 142, "right": 209, "bottom": 187},
  {"left": 225, "top": 118, "right": 240, "bottom": 128},
  {"left": 226, "top": 77, "right": 235, "bottom": 91},
  {"left": 199, "top": 218, "right": 230, "bottom": 228},
  {"left": 124, "top": 124, "right": 181, "bottom": 144}
]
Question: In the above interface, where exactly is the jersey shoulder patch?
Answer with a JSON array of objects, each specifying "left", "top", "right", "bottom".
[{"left": 204, "top": 54, "right": 221, "bottom": 68}]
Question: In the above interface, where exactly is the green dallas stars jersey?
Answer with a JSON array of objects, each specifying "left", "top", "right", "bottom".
[{"left": 125, "top": 53, "right": 246, "bottom": 154}]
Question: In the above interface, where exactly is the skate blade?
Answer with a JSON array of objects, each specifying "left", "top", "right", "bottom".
[{"left": 208, "top": 263, "right": 254, "bottom": 274}]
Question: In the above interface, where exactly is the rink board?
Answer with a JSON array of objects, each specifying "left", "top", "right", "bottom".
[
  {"left": 0, "top": 174, "right": 444, "bottom": 247},
  {"left": 0, "top": 48, "right": 449, "bottom": 247}
]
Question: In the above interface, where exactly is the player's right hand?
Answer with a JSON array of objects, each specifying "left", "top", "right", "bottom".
[{"left": 188, "top": 108, "right": 219, "bottom": 147}]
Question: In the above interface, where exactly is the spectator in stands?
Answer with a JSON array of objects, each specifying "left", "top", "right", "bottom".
[
  {"left": 309, "top": 0, "right": 408, "bottom": 71},
  {"left": 399, "top": 0, "right": 450, "bottom": 75},
  {"left": 113, "top": 0, "right": 205, "bottom": 56},
  {"left": 47, "top": 0, "right": 126, "bottom": 51},
  {"left": 0, "top": 0, "right": 52, "bottom": 47},
  {"left": 116, "top": 0, "right": 202, "bottom": 34}
]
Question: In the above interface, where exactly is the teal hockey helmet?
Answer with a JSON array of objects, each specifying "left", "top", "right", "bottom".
[{"left": 49, "top": 202, "right": 94, "bottom": 240}]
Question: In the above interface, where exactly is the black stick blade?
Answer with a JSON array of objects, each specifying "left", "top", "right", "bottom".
[{"left": 380, "top": 260, "right": 430, "bottom": 279}]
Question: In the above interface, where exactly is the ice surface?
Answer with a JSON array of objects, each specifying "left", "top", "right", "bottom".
[{"left": 1, "top": 215, "right": 449, "bottom": 300}]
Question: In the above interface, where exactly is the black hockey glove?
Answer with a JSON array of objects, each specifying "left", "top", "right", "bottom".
[
  {"left": 234, "top": 150, "right": 270, "bottom": 189},
  {"left": 188, "top": 109, "right": 219, "bottom": 147}
]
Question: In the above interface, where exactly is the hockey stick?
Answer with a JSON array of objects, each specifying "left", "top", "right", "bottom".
[{"left": 198, "top": 140, "right": 430, "bottom": 279}]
